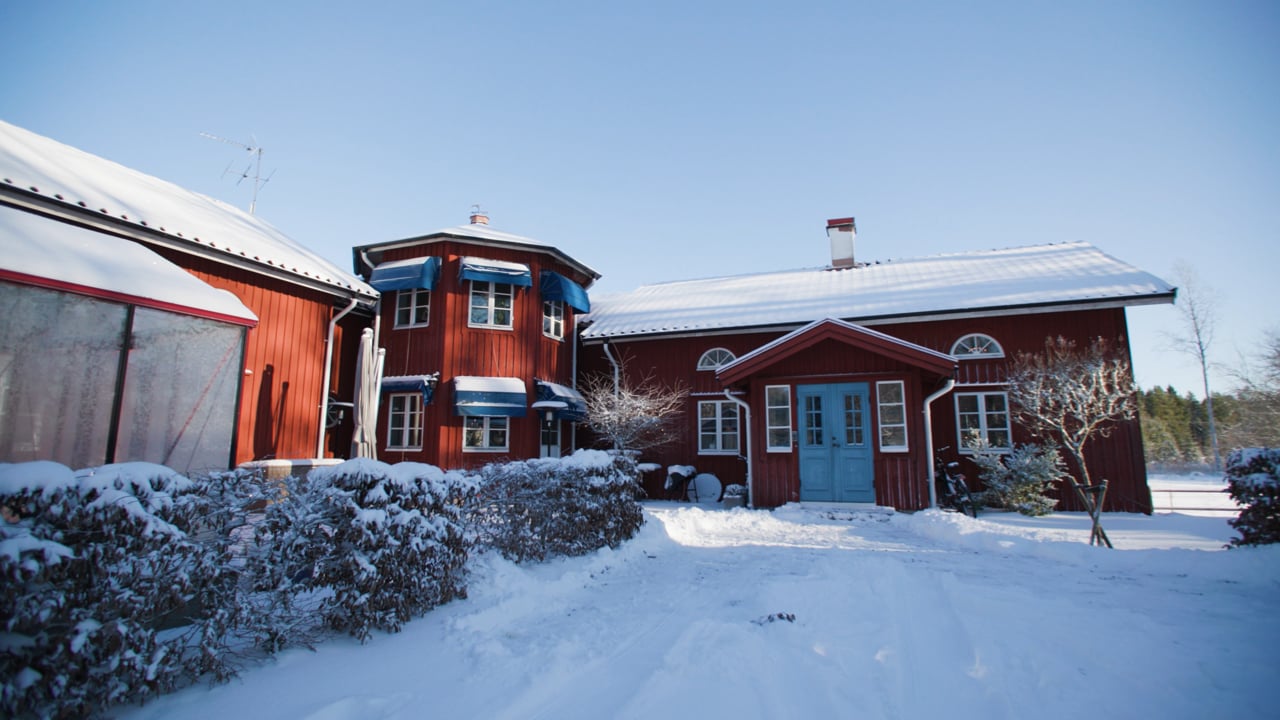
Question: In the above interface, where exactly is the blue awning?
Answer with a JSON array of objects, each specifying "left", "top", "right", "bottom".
[
  {"left": 539, "top": 271, "right": 591, "bottom": 313},
  {"left": 369, "top": 257, "right": 440, "bottom": 292},
  {"left": 381, "top": 374, "right": 438, "bottom": 404},
  {"left": 535, "top": 380, "right": 588, "bottom": 421},
  {"left": 459, "top": 257, "right": 533, "bottom": 288},
  {"left": 454, "top": 376, "right": 527, "bottom": 417}
]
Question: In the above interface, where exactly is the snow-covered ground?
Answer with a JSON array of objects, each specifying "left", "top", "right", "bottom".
[{"left": 114, "top": 480, "right": 1278, "bottom": 720}]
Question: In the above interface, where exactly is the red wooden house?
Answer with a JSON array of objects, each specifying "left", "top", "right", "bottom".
[
  {"left": 579, "top": 218, "right": 1175, "bottom": 513},
  {"left": 0, "top": 120, "right": 378, "bottom": 473},
  {"left": 352, "top": 212, "right": 599, "bottom": 468}
]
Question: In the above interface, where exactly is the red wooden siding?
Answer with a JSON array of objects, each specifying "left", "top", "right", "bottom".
[
  {"left": 580, "top": 306, "right": 1151, "bottom": 513},
  {"left": 157, "top": 250, "right": 362, "bottom": 465},
  {"left": 374, "top": 240, "right": 583, "bottom": 470}
]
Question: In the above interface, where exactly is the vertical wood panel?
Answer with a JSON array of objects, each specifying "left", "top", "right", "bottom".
[{"left": 161, "top": 252, "right": 344, "bottom": 465}]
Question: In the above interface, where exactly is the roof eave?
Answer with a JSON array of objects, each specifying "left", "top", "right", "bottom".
[
  {"left": 580, "top": 293, "right": 1177, "bottom": 344},
  {"left": 2, "top": 190, "right": 379, "bottom": 304},
  {"left": 353, "top": 231, "right": 601, "bottom": 287}
]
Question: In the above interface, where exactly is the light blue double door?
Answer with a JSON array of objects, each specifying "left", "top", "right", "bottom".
[{"left": 797, "top": 383, "right": 875, "bottom": 503}]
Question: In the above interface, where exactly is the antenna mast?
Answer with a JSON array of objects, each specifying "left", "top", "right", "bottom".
[{"left": 200, "top": 132, "right": 272, "bottom": 214}]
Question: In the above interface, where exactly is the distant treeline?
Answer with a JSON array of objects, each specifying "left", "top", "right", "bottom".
[{"left": 1139, "top": 384, "right": 1280, "bottom": 467}]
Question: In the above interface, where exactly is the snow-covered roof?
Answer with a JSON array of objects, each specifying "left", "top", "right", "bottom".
[
  {"left": 581, "top": 241, "right": 1175, "bottom": 340},
  {"left": 0, "top": 204, "right": 257, "bottom": 325},
  {"left": 355, "top": 222, "right": 600, "bottom": 285},
  {"left": 0, "top": 120, "right": 376, "bottom": 300}
]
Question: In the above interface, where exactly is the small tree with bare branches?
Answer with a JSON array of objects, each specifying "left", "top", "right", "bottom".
[
  {"left": 579, "top": 370, "right": 686, "bottom": 454},
  {"left": 1006, "top": 337, "right": 1139, "bottom": 548}
]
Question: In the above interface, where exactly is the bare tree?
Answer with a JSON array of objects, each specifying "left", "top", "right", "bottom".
[
  {"left": 578, "top": 370, "right": 686, "bottom": 454},
  {"left": 1166, "top": 263, "right": 1221, "bottom": 468},
  {"left": 1006, "top": 337, "right": 1139, "bottom": 547},
  {"left": 1225, "top": 329, "right": 1280, "bottom": 449}
]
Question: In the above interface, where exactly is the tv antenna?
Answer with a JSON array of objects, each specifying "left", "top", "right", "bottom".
[{"left": 200, "top": 132, "right": 274, "bottom": 214}]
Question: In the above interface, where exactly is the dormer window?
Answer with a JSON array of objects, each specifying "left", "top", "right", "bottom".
[
  {"left": 697, "top": 348, "right": 736, "bottom": 371},
  {"left": 950, "top": 333, "right": 1004, "bottom": 358}
]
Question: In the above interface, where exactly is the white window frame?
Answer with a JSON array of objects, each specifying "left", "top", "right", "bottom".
[
  {"left": 542, "top": 299, "right": 565, "bottom": 340},
  {"left": 765, "top": 384, "right": 792, "bottom": 452},
  {"left": 463, "top": 415, "right": 509, "bottom": 452},
  {"left": 696, "top": 348, "right": 736, "bottom": 371},
  {"left": 950, "top": 333, "right": 1004, "bottom": 358},
  {"left": 386, "top": 393, "right": 423, "bottom": 450},
  {"left": 468, "top": 281, "right": 515, "bottom": 329},
  {"left": 955, "top": 391, "right": 1013, "bottom": 451},
  {"left": 697, "top": 399, "right": 739, "bottom": 454},
  {"left": 393, "top": 288, "right": 431, "bottom": 329},
  {"left": 876, "top": 380, "right": 908, "bottom": 452}
]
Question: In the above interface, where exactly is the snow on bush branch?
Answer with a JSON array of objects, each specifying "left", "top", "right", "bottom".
[
  {"left": 468, "top": 450, "right": 645, "bottom": 563},
  {"left": 1, "top": 452, "right": 648, "bottom": 718},
  {"left": 1225, "top": 448, "right": 1280, "bottom": 547}
]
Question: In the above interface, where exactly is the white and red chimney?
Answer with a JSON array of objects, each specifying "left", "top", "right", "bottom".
[
  {"left": 826, "top": 217, "right": 856, "bottom": 268},
  {"left": 469, "top": 206, "right": 489, "bottom": 225}
]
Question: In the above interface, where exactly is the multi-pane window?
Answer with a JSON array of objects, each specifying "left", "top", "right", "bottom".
[
  {"left": 543, "top": 299, "right": 564, "bottom": 340},
  {"left": 464, "top": 415, "right": 509, "bottom": 452},
  {"left": 696, "top": 348, "right": 736, "bottom": 371},
  {"left": 765, "top": 385, "right": 792, "bottom": 452},
  {"left": 956, "top": 392, "right": 1012, "bottom": 450},
  {"left": 394, "top": 289, "right": 430, "bottom": 328},
  {"left": 876, "top": 381, "right": 908, "bottom": 451},
  {"left": 802, "top": 394, "right": 824, "bottom": 446},
  {"left": 469, "top": 281, "right": 514, "bottom": 328},
  {"left": 387, "top": 393, "right": 423, "bottom": 450},
  {"left": 698, "top": 400, "right": 739, "bottom": 453},
  {"left": 844, "top": 392, "right": 866, "bottom": 446},
  {"left": 951, "top": 333, "right": 1004, "bottom": 358}
]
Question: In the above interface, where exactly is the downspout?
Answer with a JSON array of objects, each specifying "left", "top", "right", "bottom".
[
  {"left": 602, "top": 341, "right": 621, "bottom": 396},
  {"left": 724, "top": 389, "right": 753, "bottom": 509},
  {"left": 318, "top": 297, "right": 360, "bottom": 458},
  {"left": 922, "top": 378, "right": 956, "bottom": 509},
  {"left": 570, "top": 325, "right": 580, "bottom": 453}
]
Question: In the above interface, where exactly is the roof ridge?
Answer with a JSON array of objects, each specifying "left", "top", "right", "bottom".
[{"left": 625, "top": 239, "right": 1095, "bottom": 292}]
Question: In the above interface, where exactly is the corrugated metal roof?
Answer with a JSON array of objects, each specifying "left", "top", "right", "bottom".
[
  {"left": 0, "top": 120, "right": 376, "bottom": 300},
  {"left": 581, "top": 241, "right": 1174, "bottom": 340}
]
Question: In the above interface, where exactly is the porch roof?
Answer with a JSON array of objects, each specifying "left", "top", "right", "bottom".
[{"left": 716, "top": 318, "right": 957, "bottom": 385}]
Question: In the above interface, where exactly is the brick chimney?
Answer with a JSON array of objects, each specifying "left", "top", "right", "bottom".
[
  {"left": 469, "top": 205, "right": 489, "bottom": 225},
  {"left": 827, "top": 217, "right": 856, "bottom": 268}
]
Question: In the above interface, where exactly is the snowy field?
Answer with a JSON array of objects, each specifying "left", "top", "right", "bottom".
[{"left": 116, "top": 483, "right": 1277, "bottom": 720}]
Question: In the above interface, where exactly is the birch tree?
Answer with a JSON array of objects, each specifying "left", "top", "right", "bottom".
[
  {"left": 1006, "top": 337, "right": 1138, "bottom": 547},
  {"left": 1167, "top": 263, "right": 1221, "bottom": 468}
]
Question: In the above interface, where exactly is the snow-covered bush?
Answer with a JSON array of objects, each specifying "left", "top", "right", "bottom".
[
  {"left": 0, "top": 461, "right": 234, "bottom": 719},
  {"left": 246, "top": 459, "right": 474, "bottom": 643},
  {"left": 469, "top": 450, "right": 644, "bottom": 563},
  {"left": 968, "top": 438, "right": 1065, "bottom": 516},
  {"left": 723, "top": 483, "right": 747, "bottom": 498},
  {"left": 1225, "top": 448, "right": 1280, "bottom": 547}
]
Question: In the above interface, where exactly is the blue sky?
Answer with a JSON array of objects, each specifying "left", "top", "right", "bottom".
[{"left": 3, "top": 1, "right": 1276, "bottom": 395}]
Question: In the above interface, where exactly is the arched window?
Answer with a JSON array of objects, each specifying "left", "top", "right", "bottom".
[
  {"left": 697, "top": 347, "right": 737, "bottom": 371},
  {"left": 950, "top": 333, "right": 1004, "bottom": 359}
]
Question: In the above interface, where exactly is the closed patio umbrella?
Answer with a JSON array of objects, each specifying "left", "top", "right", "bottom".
[{"left": 351, "top": 327, "right": 384, "bottom": 459}]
